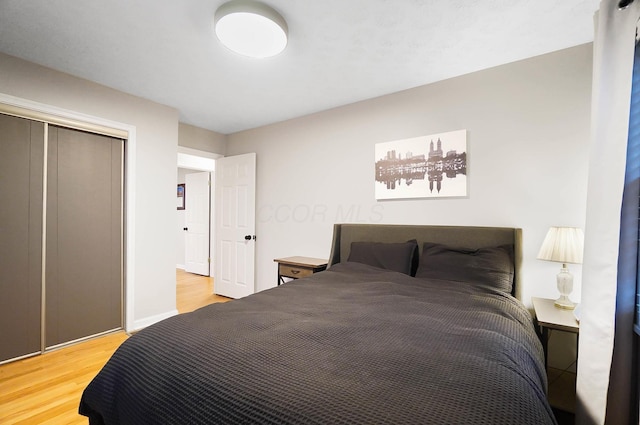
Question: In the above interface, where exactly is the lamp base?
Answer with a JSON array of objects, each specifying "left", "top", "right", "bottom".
[{"left": 554, "top": 295, "right": 575, "bottom": 310}]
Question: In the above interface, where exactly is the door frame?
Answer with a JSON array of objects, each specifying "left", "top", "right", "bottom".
[
  {"left": 177, "top": 147, "right": 222, "bottom": 277},
  {"left": 0, "top": 93, "right": 136, "bottom": 332}
]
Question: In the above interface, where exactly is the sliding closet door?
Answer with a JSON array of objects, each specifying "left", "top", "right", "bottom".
[
  {"left": 0, "top": 114, "right": 44, "bottom": 362},
  {"left": 45, "top": 125, "right": 123, "bottom": 348}
]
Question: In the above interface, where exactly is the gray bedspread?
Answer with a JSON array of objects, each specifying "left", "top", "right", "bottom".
[{"left": 79, "top": 262, "right": 556, "bottom": 424}]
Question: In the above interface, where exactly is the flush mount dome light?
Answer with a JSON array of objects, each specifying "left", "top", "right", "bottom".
[{"left": 214, "top": 0, "right": 288, "bottom": 58}]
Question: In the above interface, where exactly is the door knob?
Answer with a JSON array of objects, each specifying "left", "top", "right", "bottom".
[{"left": 244, "top": 235, "right": 252, "bottom": 240}]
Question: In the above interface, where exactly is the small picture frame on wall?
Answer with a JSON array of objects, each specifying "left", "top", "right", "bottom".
[{"left": 177, "top": 184, "right": 185, "bottom": 210}]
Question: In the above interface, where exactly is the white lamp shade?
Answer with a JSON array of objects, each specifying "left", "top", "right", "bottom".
[
  {"left": 214, "top": 0, "right": 288, "bottom": 58},
  {"left": 536, "top": 226, "right": 584, "bottom": 264}
]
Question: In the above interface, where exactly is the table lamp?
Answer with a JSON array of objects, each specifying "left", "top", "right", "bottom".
[{"left": 537, "top": 226, "right": 584, "bottom": 309}]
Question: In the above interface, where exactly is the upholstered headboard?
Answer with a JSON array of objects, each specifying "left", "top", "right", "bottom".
[{"left": 328, "top": 223, "right": 523, "bottom": 300}]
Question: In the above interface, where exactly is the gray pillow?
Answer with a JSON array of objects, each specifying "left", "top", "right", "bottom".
[
  {"left": 415, "top": 242, "right": 514, "bottom": 294},
  {"left": 347, "top": 240, "right": 418, "bottom": 276}
]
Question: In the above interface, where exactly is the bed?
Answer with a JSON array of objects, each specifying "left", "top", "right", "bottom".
[{"left": 79, "top": 224, "right": 556, "bottom": 425}]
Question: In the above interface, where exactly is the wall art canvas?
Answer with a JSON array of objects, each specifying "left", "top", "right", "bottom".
[{"left": 375, "top": 129, "right": 467, "bottom": 200}]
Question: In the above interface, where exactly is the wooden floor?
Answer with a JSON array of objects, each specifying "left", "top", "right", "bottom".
[
  {"left": 0, "top": 270, "right": 229, "bottom": 425},
  {"left": 176, "top": 268, "right": 230, "bottom": 314}
]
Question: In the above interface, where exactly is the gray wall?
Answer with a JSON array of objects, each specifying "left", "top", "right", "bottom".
[
  {"left": 226, "top": 44, "right": 593, "bottom": 367},
  {"left": 179, "top": 122, "right": 227, "bottom": 155}
]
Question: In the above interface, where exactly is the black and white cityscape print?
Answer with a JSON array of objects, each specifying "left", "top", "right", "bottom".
[{"left": 375, "top": 130, "right": 467, "bottom": 200}]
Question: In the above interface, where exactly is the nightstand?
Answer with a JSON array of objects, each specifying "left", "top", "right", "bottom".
[
  {"left": 532, "top": 297, "right": 580, "bottom": 367},
  {"left": 274, "top": 256, "right": 328, "bottom": 285},
  {"left": 532, "top": 297, "right": 580, "bottom": 416}
]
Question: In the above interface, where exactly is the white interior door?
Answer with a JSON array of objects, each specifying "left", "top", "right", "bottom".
[
  {"left": 214, "top": 153, "right": 256, "bottom": 298},
  {"left": 185, "top": 171, "right": 210, "bottom": 276}
]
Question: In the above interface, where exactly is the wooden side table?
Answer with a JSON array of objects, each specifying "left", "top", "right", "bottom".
[
  {"left": 532, "top": 297, "right": 580, "bottom": 367},
  {"left": 274, "top": 256, "right": 328, "bottom": 285}
]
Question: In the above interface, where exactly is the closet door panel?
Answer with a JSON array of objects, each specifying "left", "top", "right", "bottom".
[
  {"left": 0, "top": 114, "right": 44, "bottom": 362},
  {"left": 46, "top": 126, "right": 122, "bottom": 347}
]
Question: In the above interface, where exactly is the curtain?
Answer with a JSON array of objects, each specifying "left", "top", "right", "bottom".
[
  {"left": 605, "top": 33, "right": 640, "bottom": 425},
  {"left": 576, "top": 1, "right": 639, "bottom": 424}
]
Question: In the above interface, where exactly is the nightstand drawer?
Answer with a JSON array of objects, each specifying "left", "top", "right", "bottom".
[{"left": 279, "top": 264, "right": 313, "bottom": 279}]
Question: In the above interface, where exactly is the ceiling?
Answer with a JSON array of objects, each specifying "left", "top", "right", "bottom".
[{"left": 0, "top": 0, "right": 600, "bottom": 135}]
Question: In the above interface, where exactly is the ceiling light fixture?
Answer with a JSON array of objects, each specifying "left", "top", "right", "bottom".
[{"left": 214, "top": 0, "right": 288, "bottom": 58}]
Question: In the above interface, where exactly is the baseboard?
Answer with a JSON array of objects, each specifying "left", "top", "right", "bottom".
[
  {"left": 176, "top": 264, "right": 185, "bottom": 270},
  {"left": 130, "top": 309, "right": 179, "bottom": 333}
]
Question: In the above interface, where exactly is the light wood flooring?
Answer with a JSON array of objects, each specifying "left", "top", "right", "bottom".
[
  {"left": 0, "top": 270, "right": 229, "bottom": 425},
  {"left": 175, "top": 268, "right": 230, "bottom": 314}
]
